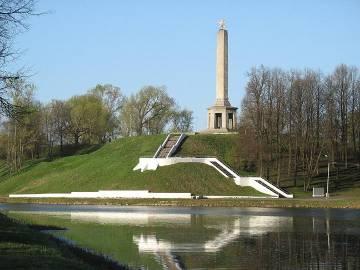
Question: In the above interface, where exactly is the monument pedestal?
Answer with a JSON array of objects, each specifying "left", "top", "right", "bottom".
[{"left": 207, "top": 104, "right": 237, "bottom": 133}]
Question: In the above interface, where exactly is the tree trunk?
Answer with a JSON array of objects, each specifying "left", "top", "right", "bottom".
[
  {"left": 60, "top": 133, "right": 64, "bottom": 154},
  {"left": 74, "top": 133, "right": 79, "bottom": 145}
]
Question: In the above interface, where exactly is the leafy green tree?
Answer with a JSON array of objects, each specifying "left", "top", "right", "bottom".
[
  {"left": 171, "top": 109, "right": 193, "bottom": 132},
  {"left": 88, "top": 84, "right": 124, "bottom": 141},
  {"left": 67, "top": 94, "right": 109, "bottom": 144},
  {"left": 120, "top": 86, "right": 175, "bottom": 136}
]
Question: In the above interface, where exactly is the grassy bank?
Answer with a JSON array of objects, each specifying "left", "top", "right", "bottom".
[
  {"left": 0, "top": 212, "right": 129, "bottom": 270},
  {"left": 1, "top": 133, "right": 358, "bottom": 200},
  {"left": 2, "top": 195, "right": 360, "bottom": 208},
  {"left": 0, "top": 135, "right": 262, "bottom": 196}
]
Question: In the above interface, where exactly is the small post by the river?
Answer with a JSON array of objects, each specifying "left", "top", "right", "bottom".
[
  {"left": 325, "top": 155, "right": 330, "bottom": 198},
  {"left": 327, "top": 162, "right": 330, "bottom": 198}
]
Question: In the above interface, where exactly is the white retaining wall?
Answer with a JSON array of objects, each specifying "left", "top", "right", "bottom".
[
  {"left": 237, "top": 177, "right": 277, "bottom": 197},
  {"left": 133, "top": 157, "right": 237, "bottom": 178},
  {"left": 9, "top": 190, "right": 192, "bottom": 199},
  {"left": 8, "top": 191, "right": 271, "bottom": 200},
  {"left": 133, "top": 157, "right": 293, "bottom": 198},
  {"left": 204, "top": 195, "right": 275, "bottom": 199}
]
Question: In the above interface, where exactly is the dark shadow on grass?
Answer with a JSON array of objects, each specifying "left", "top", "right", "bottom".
[
  {"left": 28, "top": 224, "right": 67, "bottom": 231},
  {"left": 49, "top": 144, "right": 104, "bottom": 159},
  {"left": 0, "top": 161, "right": 9, "bottom": 178},
  {"left": 172, "top": 135, "right": 189, "bottom": 156},
  {"left": 0, "top": 144, "right": 105, "bottom": 182}
]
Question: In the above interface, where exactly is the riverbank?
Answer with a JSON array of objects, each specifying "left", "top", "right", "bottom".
[
  {"left": 0, "top": 212, "right": 130, "bottom": 270},
  {"left": 1, "top": 196, "right": 360, "bottom": 209}
]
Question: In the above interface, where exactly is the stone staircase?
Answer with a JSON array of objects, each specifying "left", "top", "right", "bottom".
[
  {"left": 253, "top": 179, "right": 287, "bottom": 198},
  {"left": 210, "top": 161, "right": 236, "bottom": 178},
  {"left": 154, "top": 133, "right": 186, "bottom": 158},
  {"left": 240, "top": 177, "right": 293, "bottom": 198},
  {"left": 209, "top": 160, "right": 293, "bottom": 198}
]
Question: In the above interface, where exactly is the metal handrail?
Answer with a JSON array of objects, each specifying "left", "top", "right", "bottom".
[
  {"left": 255, "top": 177, "right": 292, "bottom": 197},
  {"left": 254, "top": 179, "right": 280, "bottom": 197},
  {"left": 153, "top": 133, "right": 171, "bottom": 158},
  {"left": 167, "top": 133, "right": 186, "bottom": 158},
  {"left": 211, "top": 160, "right": 238, "bottom": 178}
]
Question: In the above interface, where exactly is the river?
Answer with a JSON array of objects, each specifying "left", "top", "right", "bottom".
[{"left": 1, "top": 203, "right": 360, "bottom": 269}]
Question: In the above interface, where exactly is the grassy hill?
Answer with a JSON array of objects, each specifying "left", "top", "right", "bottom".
[
  {"left": 0, "top": 134, "right": 261, "bottom": 196},
  {"left": 175, "top": 134, "right": 250, "bottom": 174}
]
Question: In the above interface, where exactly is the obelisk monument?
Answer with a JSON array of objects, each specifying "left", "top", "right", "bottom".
[
  {"left": 215, "top": 19, "right": 230, "bottom": 107},
  {"left": 206, "top": 19, "right": 237, "bottom": 132}
]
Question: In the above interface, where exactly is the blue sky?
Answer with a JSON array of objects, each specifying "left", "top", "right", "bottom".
[{"left": 11, "top": 0, "right": 360, "bottom": 130}]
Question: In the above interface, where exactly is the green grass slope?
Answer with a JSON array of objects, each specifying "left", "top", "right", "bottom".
[
  {"left": 0, "top": 134, "right": 261, "bottom": 196},
  {"left": 177, "top": 134, "right": 239, "bottom": 160},
  {"left": 176, "top": 134, "right": 254, "bottom": 175}
]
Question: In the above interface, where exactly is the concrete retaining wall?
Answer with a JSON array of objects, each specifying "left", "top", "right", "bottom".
[
  {"left": 133, "top": 157, "right": 293, "bottom": 198},
  {"left": 9, "top": 190, "right": 192, "bottom": 199},
  {"left": 133, "top": 157, "right": 236, "bottom": 179},
  {"left": 8, "top": 191, "right": 270, "bottom": 200},
  {"left": 204, "top": 195, "right": 276, "bottom": 199}
]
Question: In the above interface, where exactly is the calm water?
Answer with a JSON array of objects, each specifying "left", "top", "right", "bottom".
[{"left": 1, "top": 204, "right": 360, "bottom": 270}]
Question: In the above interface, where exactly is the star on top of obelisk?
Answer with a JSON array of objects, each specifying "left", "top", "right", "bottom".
[{"left": 218, "top": 19, "right": 226, "bottom": 30}]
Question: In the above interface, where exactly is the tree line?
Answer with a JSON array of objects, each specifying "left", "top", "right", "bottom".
[
  {"left": 0, "top": 83, "right": 193, "bottom": 172},
  {"left": 239, "top": 64, "right": 360, "bottom": 190}
]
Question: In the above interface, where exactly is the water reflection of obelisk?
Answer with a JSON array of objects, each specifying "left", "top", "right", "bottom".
[{"left": 207, "top": 19, "right": 237, "bottom": 132}]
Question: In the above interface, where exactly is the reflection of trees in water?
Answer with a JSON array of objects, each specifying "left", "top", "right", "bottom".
[
  {"left": 177, "top": 217, "right": 360, "bottom": 269},
  {"left": 177, "top": 232, "right": 360, "bottom": 269},
  {"left": 247, "top": 232, "right": 360, "bottom": 269}
]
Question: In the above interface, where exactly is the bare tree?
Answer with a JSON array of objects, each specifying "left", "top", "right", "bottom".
[
  {"left": 349, "top": 67, "right": 360, "bottom": 158},
  {"left": 333, "top": 65, "right": 351, "bottom": 167},
  {"left": 240, "top": 65, "right": 359, "bottom": 191},
  {"left": 242, "top": 66, "right": 269, "bottom": 176},
  {"left": 0, "top": 0, "right": 39, "bottom": 118},
  {"left": 49, "top": 100, "right": 70, "bottom": 153},
  {"left": 5, "top": 81, "right": 42, "bottom": 172}
]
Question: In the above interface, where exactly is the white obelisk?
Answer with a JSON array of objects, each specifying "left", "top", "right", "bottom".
[
  {"left": 206, "top": 19, "right": 237, "bottom": 133},
  {"left": 215, "top": 19, "right": 230, "bottom": 106}
]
